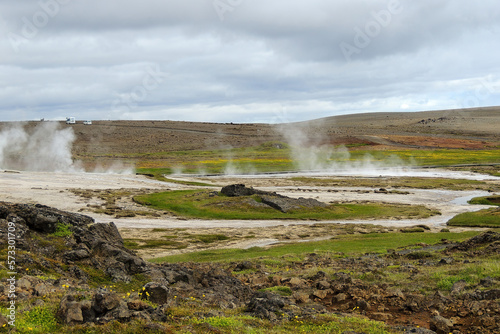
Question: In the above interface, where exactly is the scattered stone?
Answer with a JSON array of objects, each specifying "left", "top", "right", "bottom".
[
  {"left": 316, "top": 280, "right": 331, "bottom": 290},
  {"left": 293, "top": 292, "right": 310, "bottom": 304},
  {"left": 430, "top": 315, "right": 454, "bottom": 334},
  {"left": 287, "top": 277, "right": 308, "bottom": 289},
  {"left": 334, "top": 293, "right": 347, "bottom": 303},
  {"left": 438, "top": 258, "right": 454, "bottom": 265},
  {"left": 234, "top": 261, "right": 254, "bottom": 272},
  {"left": 371, "top": 312, "right": 392, "bottom": 321},
  {"left": 479, "top": 276, "right": 495, "bottom": 287},
  {"left": 312, "top": 289, "right": 329, "bottom": 300},
  {"left": 450, "top": 280, "right": 467, "bottom": 295}
]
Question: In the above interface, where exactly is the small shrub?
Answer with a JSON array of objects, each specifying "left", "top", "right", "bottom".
[{"left": 51, "top": 223, "right": 73, "bottom": 237}]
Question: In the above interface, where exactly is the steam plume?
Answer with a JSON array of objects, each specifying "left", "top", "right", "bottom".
[
  {"left": 277, "top": 122, "right": 412, "bottom": 173},
  {"left": 0, "top": 122, "right": 81, "bottom": 172}
]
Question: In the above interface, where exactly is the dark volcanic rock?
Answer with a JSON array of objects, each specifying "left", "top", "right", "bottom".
[
  {"left": 220, "top": 184, "right": 327, "bottom": 213},
  {"left": 0, "top": 202, "right": 93, "bottom": 233},
  {"left": 221, "top": 184, "right": 258, "bottom": 197},
  {"left": 448, "top": 231, "right": 500, "bottom": 252},
  {"left": 246, "top": 291, "right": 286, "bottom": 321},
  {"left": 260, "top": 194, "right": 326, "bottom": 213},
  {"left": 141, "top": 282, "right": 171, "bottom": 304}
]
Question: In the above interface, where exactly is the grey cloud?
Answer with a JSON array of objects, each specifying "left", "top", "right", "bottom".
[{"left": 0, "top": 0, "right": 499, "bottom": 122}]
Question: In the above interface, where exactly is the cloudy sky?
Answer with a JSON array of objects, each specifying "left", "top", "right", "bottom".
[{"left": 1, "top": 0, "right": 499, "bottom": 123}]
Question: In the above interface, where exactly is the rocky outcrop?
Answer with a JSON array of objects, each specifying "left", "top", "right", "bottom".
[
  {"left": 221, "top": 184, "right": 260, "bottom": 197},
  {"left": 220, "top": 184, "right": 327, "bottom": 213},
  {"left": 0, "top": 201, "right": 252, "bottom": 326},
  {"left": 0, "top": 202, "right": 93, "bottom": 234},
  {"left": 0, "top": 201, "right": 148, "bottom": 283}
]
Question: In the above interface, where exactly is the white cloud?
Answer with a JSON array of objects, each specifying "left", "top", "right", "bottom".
[{"left": 0, "top": 0, "right": 499, "bottom": 122}]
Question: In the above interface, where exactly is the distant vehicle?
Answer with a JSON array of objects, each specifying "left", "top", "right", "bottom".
[
  {"left": 83, "top": 120, "right": 92, "bottom": 125},
  {"left": 66, "top": 117, "right": 76, "bottom": 124}
]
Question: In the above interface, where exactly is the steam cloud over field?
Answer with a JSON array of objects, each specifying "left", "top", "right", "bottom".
[{"left": 0, "top": 122, "right": 81, "bottom": 172}]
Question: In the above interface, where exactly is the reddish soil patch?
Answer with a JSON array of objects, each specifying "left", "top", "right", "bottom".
[{"left": 383, "top": 135, "right": 495, "bottom": 149}]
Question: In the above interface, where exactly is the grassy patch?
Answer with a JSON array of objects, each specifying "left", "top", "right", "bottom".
[
  {"left": 432, "top": 260, "right": 500, "bottom": 291},
  {"left": 447, "top": 208, "right": 500, "bottom": 228},
  {"left": 134, "top": 190, "right": 438, "bottom": 220},
  {"left": 16, "top": 305, "right": 60, "bottom": 334},
  {"left": 190, "top": 234, "right": 230, "bottom": 244},
  {"left": 135, "top": 145, "right": 500, "bottom": 176},
  {"left": 123, "top": 239, "right": 187, "bottom": 250},
  {"left": 50, "top": 222, "right": 73, "bottom": 237},
  {"left": 151, "top": 231, "right": 480, "bottom": 264},
  {"left": 291, "top": 176, "right": 490, "bottom": 191},
  {"left": 468, "top": 195, "right": 500, "bottom": 206},
  {"left": 447, "top": 195, "right": 500, "bottom": 228},
  {"left": 188, "top": 313, "right": 395, "bottom": 334}
]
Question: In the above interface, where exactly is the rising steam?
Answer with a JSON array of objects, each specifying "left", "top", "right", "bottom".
[
  {"left": 0, "top": 122, "right": 81, "bottom": 172},
  {"left": 277, "top": 122, "right": 413, "bottom": 174}
]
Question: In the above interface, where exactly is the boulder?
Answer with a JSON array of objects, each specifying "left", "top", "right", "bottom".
[
  {"left": 141, "top": 282, "right": 171, "bottom": 305},
  {"left": 0, "top": 202, "right": 93, "bottom": 233},
  {"left": 450, "top": 280, "right": 467, "bottom": 295},
  {"left": 221, "top": 184, "right": 257, "bottom": 197},
  {"left": 246, "top": 291, "right": 286, "bottom": 321},
  {"left": 57, "top": 294, "right": 92, "bottom": 325},
  {"left": 93, "top": 289, "right": 121, "bottom": 314},
  {"left": 430, "top": 315, "right": 453, "bottom": 334}
]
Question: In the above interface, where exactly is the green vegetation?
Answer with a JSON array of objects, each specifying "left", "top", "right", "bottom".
[
  {"left": 260, "top": 286, "right": 293, "bottom": 296},
  {"left": 191, "top": 234, "right": 230, "bottom": 243},
  {"left": 447, "top": 208, "right": 500, "bottom": 228},
  {"left": 291, "top": 176, "right": 491, "bottom": 191},
  {"left": 134, "top": 143, "right": 500, "bottom": 176},
  {"left": 151, "top": 231, "right": 480, "bottom": 264},
  {"left": 16, "top": 305, "right": 60, "bottom": 334},
  {"left": 188, "top": 313, "right": 394, "bottom": 334},
  {"left": 468, "top": 195, "right": 500, "bottom": 206},
  {"left": 134, "top": 190, "right": 438, "bottom": 220},
  {"left": 123, "top": 239, "right": 187, "bottom": 250},
  {"left": 51, "top": 223, "right": 73, "bottom": 237},
  {"left": 432, "top": 260, "right": 500, "bottom": 291},
  {"left": 447, "top": 195, "right": 500, "bottom": 228}
]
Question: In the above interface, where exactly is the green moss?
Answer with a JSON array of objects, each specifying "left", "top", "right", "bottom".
[{"left": 51, "top": 223, "right": 73, "bottom": 237}]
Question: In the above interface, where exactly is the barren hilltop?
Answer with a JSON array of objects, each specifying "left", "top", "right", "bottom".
[{"left": 64, "top": 107, "right": 500, "bottom": 157}]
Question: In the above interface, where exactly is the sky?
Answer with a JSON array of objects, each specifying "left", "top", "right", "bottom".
[{"left": 1, "top": 0, "right": 500, "bottom": 123}]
